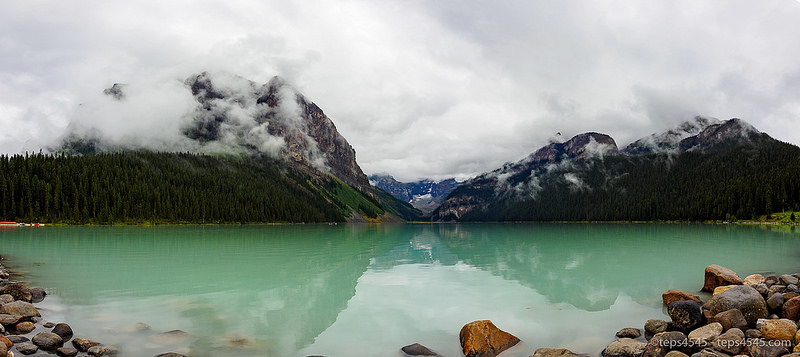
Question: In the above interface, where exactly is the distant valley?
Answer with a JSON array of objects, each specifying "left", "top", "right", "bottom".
[{"left": 368, "top": 175, "right": 460, "bottom": 215}]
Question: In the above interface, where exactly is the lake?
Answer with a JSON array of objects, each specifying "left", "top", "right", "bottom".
[{"left": 1, "top": 223, "right": 799, "bottom": 357}]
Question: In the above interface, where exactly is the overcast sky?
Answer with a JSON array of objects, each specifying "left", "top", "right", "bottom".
[{"left": 2, "top": 1, "right": 800, "bottom": 181}]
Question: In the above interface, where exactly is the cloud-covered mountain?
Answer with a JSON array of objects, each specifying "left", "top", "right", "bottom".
[
  {"left": 434, "top": 117, "right": 800, "bottom": 221},
  {"left": 368, "top": 174, "right": 460, "bottom": 215}
]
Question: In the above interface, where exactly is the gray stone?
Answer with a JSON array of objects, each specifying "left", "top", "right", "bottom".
[
  {"left": 646, "top": 319, "right": 670, "bottom": 335},
  {"left": 602, "top": 338, "right": 647, "bottom": 357},
  {"left": 28, "top": 287, "right": 46, "bottom": 303},
  {"left": 72, "top": 338, "right": 101, "bottom": 352},
  {"left": 7, "top": 335, "right": 30, "bottom": 343},
  {"left": 780, "top": 274, "right": 799, "bottom": 286},
  {"left": 0, "top": 300, "right": 40, "bottom": 318},
  {"left": 753, "top": 283, "right": 769, "bottom": 296},
  {"left": 668, "top": 300, "right": 705, "bottom": 331},
  {"left": 87, "top": 345, "right": 111, "bottom": 356},
  {"left": 0, "top": 313, "right": 22, "bottom": 325},
  {"left": 56, "top": 347, "right": 79, "bottom": 357},
  {"left": 692, "top": 348, "right": 730, "bottom": 357},
  {"left": 402, "top": 343, "right": 437, "bottom": 356},
  {"left": 644, "top": 331, "right": 689, "bottom": 357},
  {"left": 711, "top": 328, "right": 744, "bottom": 355},
  {"left": 703, "top": 285, "right": 768, "bottom": 327},
  {"left": 745, "top": 328, "right": 762, "bottom": 339},
  {"left": 0, "top": 294, "right": 13, "bottom": 305},
  {"left": 16, "top": 341, "right": 39, "bottom": 355},
  {"left": 0, "top": 341, "right": 6, "bottom": 357},
  {"left": 533, "top": 348, "right": 590, "bottom": 357},
  {"left": 52, "top": 323, "right": 74, "bottom": 340},
  {"left": 32, "top": 331, "right": 63, "bottom": 350},
  {"left": 766, "top": 293, "right": 784, "bottom": 311},
  {"left": 617, "top": 328, "right": 642, "bottom": 339},
  {"left": 713, "top": 309, "right": 748, "bottom": 331},
  {"left": 687, "top": 323, "right": 722, "bottom": 349},
  {"left": 749, "top": 341, "right": 789, "bottom": 357}
]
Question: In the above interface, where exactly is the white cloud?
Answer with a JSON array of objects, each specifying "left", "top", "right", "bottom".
[{"left": 2, "top": 0, "right": 800, "bottom": 181}]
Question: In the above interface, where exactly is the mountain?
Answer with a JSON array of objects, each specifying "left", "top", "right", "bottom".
[
  {"left": 48, "top": 72, "right": 422, "bottom": 223},
  {"left": 434, "top": 117, "right": 800, "bottom": 222},
  {"left": 368, "top": 174, "right": 460, "bottom": 215}
]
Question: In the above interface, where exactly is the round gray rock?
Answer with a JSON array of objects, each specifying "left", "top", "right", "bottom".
[
  {"left": 56, "top": 346, "right": 79, "bottom": 357},
  {"left": 602, "top": 338, "right": 647, "bottom": 357},
  {"left": 645, "top": 319, "right": 670, "bottom": 335},
  {"left": 52, "top": 322, "right": 74, "bottom": 340},
  {"left": 0, "top": 300, "right": 40, "bottom": 318},
  {"left": 401, "top": 343, "right": 437, "bottom": 356},
  {"left": 16, "top": 341, "right": 39, "bottom": 355},
  {"left": 32, "top": 331, "right": 64, "bottom": 350},
  {"left": 711, "top": 328, "right": 744, "bottom": 355},
  {"left": 29, "top": 286, "right": 46, "bottom": 303},
  {"left": 616, "top": 328, "right": 642, "bottom": 339},
  {"left": 644, "top": 331, "right": 689, "bottom": 357},
  {"left": 703, "top": 285, "right": 768, "bottom": 326}
]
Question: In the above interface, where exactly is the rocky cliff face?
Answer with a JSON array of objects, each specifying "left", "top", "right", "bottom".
[{"left": 369, "top": 175, "right": 460, "bottom": 214}]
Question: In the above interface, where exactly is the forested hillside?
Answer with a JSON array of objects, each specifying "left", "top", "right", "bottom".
[{"left": 0, "top": 152, "right": 419, "bottom": 224}]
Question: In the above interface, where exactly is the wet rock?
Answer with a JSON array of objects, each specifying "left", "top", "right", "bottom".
[
  {"left": 703, "top": 285, "right": 768, "bottom": 326},
  {"left": 753, "top": 283, "right": 769, "bottom": 296},
  {"left": 782, "top": 296, "right": 800, "bottom": 321},
  {"left": 52, "top": 323, "right": 74, "bottom": 341},
  {"left": 0, "top": 301, "right": 40, "bottom": 318},
  {"left": 459, "top": 320, "right": 520, "bottom": 357},
  {"left": 534, "top": 348, "right": 589, "bottom": 357},
  {"left": 401, "top": 343, "right": 437, "bottom": 356},
  {"left": 780, "top": 274, "right": 799, "bottom": 286},
  {"left": 16, "top": 341, "right": 39, "bottom": 355},
  {"left": 711, "top": 328, "right": 744, "bottom": 355},
  {"left": 668, "top": 300, "right": 705, "bottom": 331},
  {"left": 31, "top": 331, "right": 63, "bottom": 350},
  {"left": 28, "top": 287, "right": 46, "bottom": 303},
  {"left": 7, "top": 336, "right": 29, "bottom": 344},
  {"left": 749, "top": 340, "right": 789, "bottom": 357},
  {"left": 0, "top": 313, "right": 22, "bottom": 325},
  {"left": 56, "top": 347, "right": 79, "bottom": 357},
  {"left": 764, "top": 276, "right": 779, "bottom": 287},
  {"left": 617, "top": 328, "right": 642, "bottom": 339},
  {"left": 768, "top": 285, "right": 786, "bottom": 294},
  {"left": 16, "top": 321, "right": 35, "bottom": 334},
  {"left": 643, "top": 331, "right": 689, "bottom": 357},
  {"left": 687, "top": 323, "right": 722, "bottom": 349},
  {"left": 703, "top": 265, "right": 743, "bottom": 292},
  {"left": 761, "top": 319, "right": 797, "bottom": 341},
  {"left": 42, "top": 322, "right": 55, "bottom": 328},
  {"left": 712, "top": 309, "right": 747, "bottom": 331},
  {"left": 663, "top": 290, "right": 703, "bottom": 306},
  {"left": 766, "top": 293, "right": 784, "bottom": 311},
  {"left": 71, "top": 338, "right": 101, "bottom": 352},
  {"left": 151, "top": 330, "right": 191, "bottom": 343},
  {"left": 0, "top": 294, "right": 13, "bottom": 305},
  {"left": 87, "top": 345, "right": 111, "bottom": 356},
  {"left": 744, "top": 274, "right": 766, "bottom": 286},
  {"left": 601, "top": 338, "right": 647, "bottom": 357},
  {"left": 0, "top": 283, "right": 32, "bottom": 302},
  {"left": 645, "top": 319, "right": 670, "bottom": 335}
]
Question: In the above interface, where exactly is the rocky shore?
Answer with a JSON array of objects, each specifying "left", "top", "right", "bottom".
[
  {"left": 399, "top": 264, "right": 800, "bottom": 357},
  {"left": 0, "top": 255, "right": 188, "bottom": 357}
]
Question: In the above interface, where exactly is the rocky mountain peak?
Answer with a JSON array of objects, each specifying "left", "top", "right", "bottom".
[{"left": 529, "top": 132, "right": 618, "bottom": 164}]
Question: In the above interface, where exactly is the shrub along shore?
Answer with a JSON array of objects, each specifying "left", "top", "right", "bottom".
[{"left": 2, "top": 255, "right": 799, "bottom": 357}]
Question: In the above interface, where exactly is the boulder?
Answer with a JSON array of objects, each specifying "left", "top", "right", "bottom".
[
  {"left": 703, "top": 285, "right": 768, "bottom": 326},
  {"left": 749, "top": 341, "right": 789, "bottom": 357},
  {"left": 702, "top": 265, "right": 743, "bottom": 292},
  {"left": 780, "top": 274, "right": 799, "bottom": 286},
  {"left": 0, "top": 294, "right": 13, "bottom": 305},
  {"left": 28, "top": 287, "right": 46, "bottom": 303},
  {"left": 0, "top": 283, "right": 32, "bottom": 302},
  {"left": 713, "top": 286, "right": 735, "bottom": 296},
  {"left": 57, "top": 347, "right": 79, "bottom": 357},
  {"left": 401, "top": 343, "right": 437, "bottom": 356},
  {"left": 744, "top": 274, "right": 766, "bottom": 286},
  {"left": 687, "top": 323, "right": 722, "bottom": 349},
  {"left": 663, "top": 290, "right": 703, "bottom": 306},
  {"left": 761, "top": 319, "right": 797, "bottom": 341},
  {"left": 769, "top": 285, "right": 786, "bottom": 294},
  {"left": 601, "top": 338, "right": 647, "bottom": 357},
  {"left": 0, "top": 301, "right": 40, "bottom": 318},
  {"left": 16, "top": 341, "right": 39, "bottom": 355},
  {"left": 617, "top": 328, "right": 642, "bottom": 339},
  {"left": 668, "top": 300, "right": 705, "bottom": 331},
  {"left": 52, "top": 323, "right": 74, "bottom": 340},
  {"left": 87, "top": 345, "right": 111, "bottom": 356},
  {"left": 459, "top": 320, "right": 520, "bottom": 357},
  {"left": 643, "top": 331, "right": 689, "bottom": 357},
  {"left": 645, "top": 319, "right": 670, "bottom": 335},
  {"left": 711, "top": 328, "right": 744, "bottom": 355},
  {"left": 72, "top": 338, "right": 101, "bottom": 352},
  {"left": 766, "top": 293, "right": 784, "bottom": 311},
  {"left": 533, "top": 348, "right": 590, "bottom": 357},
  {"left": 783, "top": 296, "right": 800, "bottom": 321},
  {"left": 712, "top": 309, "right": 748, "bottom": 331},
  {"left": 753, "top": 283, "right": 769, "bottom": 296},
  {"left": 765, "top": 276, "right": 779, "bottom": 287},
  {"left": 16, "top": 320, "right": 35, "bottom": 333},
  {"left": 31, "top": 331, "right": 63, "bottom": 350},
  {"left": 0, "top": 313, "right": 22, "bottom": 325}
]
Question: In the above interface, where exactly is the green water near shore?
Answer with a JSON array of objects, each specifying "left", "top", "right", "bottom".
[{"left": 1, "top": 223, "right": 799, "bottom": 356}]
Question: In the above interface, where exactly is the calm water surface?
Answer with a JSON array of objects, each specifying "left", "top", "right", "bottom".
[{"left": 1, "top": 224, "right": 798, "bottom": 357}]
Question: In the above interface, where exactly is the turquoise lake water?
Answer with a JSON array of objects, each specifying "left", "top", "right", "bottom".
[{"left": 1, "top": 223, "right": 798, "bottom": 356}]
